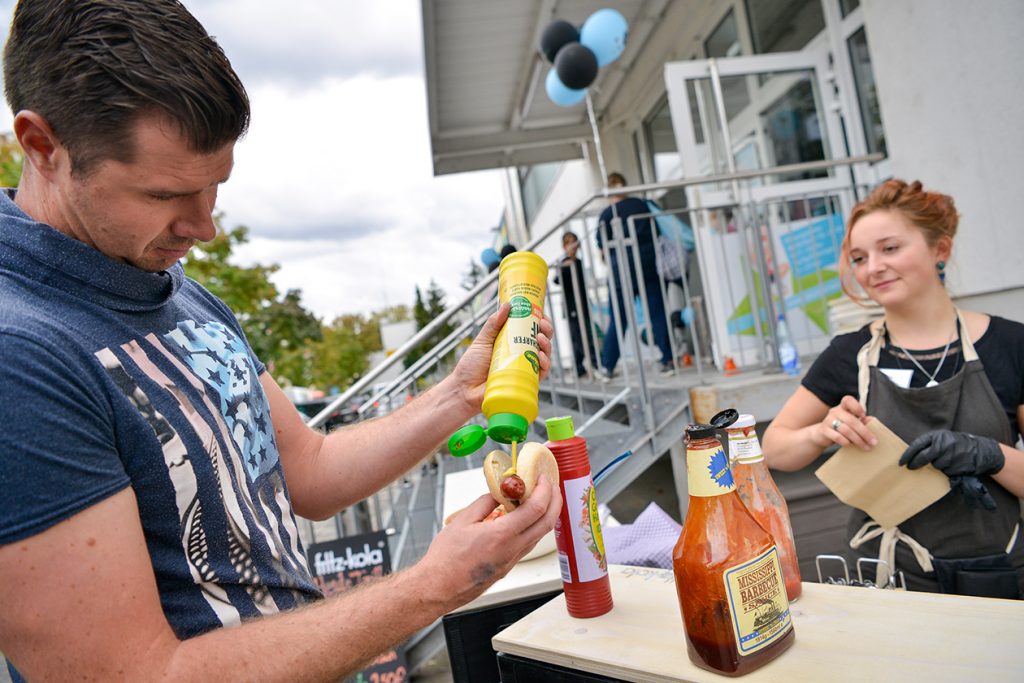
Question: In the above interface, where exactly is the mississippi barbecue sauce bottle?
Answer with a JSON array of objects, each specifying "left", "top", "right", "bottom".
[
  {"left": 672, "top": 410, "right": 795, "bottom": 676},
  {"left": 545, "top": 415, "right": 613, "bottom": 618},
  {"left": 727, "top": 414, "right": 802, "bottom": 602}
]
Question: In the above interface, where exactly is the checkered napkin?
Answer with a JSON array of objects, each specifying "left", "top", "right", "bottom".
[{"left": 603, "top": 502, "right": 682, "bottom": 569}]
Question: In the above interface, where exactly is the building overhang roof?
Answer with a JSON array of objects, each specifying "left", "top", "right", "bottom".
[{"left": 421, "top": 0, "right": 674, "bottom": 175}]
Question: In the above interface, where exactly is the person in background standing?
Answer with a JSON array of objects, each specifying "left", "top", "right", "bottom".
[
  {"left": 596, "top": 172, "right": 674, "bottom": 379},
  {"left": 554, "top": 231, "right": 598, "bottom": 378}
]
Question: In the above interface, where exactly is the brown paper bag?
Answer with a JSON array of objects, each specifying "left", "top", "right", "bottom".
[{"left": 815, "top": 418, "right": 950, "bottom": 528}]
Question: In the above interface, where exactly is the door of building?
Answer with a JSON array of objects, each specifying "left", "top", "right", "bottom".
[{"left": 664, "top": 49, "right": 881, "bottom": 370}]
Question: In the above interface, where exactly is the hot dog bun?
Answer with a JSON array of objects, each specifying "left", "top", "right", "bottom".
[{"left": 483, "top": 442, "right": 559, "bottom": 513}]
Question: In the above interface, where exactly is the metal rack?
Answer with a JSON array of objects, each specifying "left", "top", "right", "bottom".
[{"left": 815, "top": 554, "right": 906, "bottom": 590}]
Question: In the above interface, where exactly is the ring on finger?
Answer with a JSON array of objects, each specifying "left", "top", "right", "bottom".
[{"left": 830, "top": 418, "right": 842, "bottom": 431}]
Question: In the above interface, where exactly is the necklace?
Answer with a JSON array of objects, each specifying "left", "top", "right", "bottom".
[{"left": 890, "top": 325, "right": 957, "bottom": 388}]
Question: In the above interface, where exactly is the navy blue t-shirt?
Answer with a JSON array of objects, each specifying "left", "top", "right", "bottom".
[
  {"left": 596, "top": 196, "right": 659, "bottom": 285},
  {"left": 0, "top": 191, "right": 320, "bottom": 667}
]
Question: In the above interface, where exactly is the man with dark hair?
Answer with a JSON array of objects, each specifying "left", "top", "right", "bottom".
[
  {"left": 0, "top": 2, "right": 559, "bottom": 680},
  {"left": 595, "top": 172, "right": 674, "bottom": 378}
]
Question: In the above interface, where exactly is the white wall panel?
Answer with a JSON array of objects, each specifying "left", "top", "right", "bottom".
[{"left": 862, "top": 0, "right": 1024, "bottom": 300}]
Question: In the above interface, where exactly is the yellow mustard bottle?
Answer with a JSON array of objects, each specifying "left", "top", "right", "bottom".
[{"left": 449, "top": 251, "right": 548, "bottom": 455}]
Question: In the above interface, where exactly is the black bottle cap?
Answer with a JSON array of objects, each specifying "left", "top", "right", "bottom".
[
  {"left": 710, "top": 409, "right": 739, "bottom": 429},
  {"left": 684, "top": 408, "right": 739, "bottom": 440}
]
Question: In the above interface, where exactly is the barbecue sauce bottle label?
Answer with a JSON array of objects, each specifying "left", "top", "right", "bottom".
[{"left": 722, "top": 547, "right": 793, "bottom": 656}]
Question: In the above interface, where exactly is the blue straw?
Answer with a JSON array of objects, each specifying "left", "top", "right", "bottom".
[{"left": 593, "top": 450, "right": 633, "bottom": 487}]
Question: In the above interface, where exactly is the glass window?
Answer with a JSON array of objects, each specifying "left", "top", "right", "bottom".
[
  {"left": 847, "top": 27, "right": 887, "bottom": 156},
  {"left": 519, "top": 162, "right": 561, "bottom": 226},
  {"left": 840, "top": 0, "right": 860, "bottom": 18},
  {"left": 745, "top": 0, "right": 826, "bottom": 54},
  {"left": 705, "top": 10, "right": 751, "bottom": 120},
  {"left": 760, "top": 76, "right": 829, "bottom": 181},
  {"left": 683, "top": 68, "right": 830, "bottom": 182},
  {"left": 643, "top": 97, "right": 683, "bottom": 182},
  {"left": 704, "top": 9, "right": 743, "bottom": 59}
]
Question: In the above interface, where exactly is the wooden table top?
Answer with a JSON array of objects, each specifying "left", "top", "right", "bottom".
[{"left": 492, "top": 564, "right": 1024, "bottom": 682}]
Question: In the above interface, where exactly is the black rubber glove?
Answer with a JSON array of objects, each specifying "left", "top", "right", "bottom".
[
  {"left": 948, "top": 475, "right": 998, "bottom": 511},
  {"left": 899, "top": 430, "right": 1005, "bottom": 477}
]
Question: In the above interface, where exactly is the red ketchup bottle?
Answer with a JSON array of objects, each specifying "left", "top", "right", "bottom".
[{"left": 545, "top": 415, "right": 613, "bottom": 618}]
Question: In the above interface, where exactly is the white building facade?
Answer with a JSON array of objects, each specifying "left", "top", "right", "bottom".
[{"left": 424, "top": 0, "right": 1024, "bottom": 371}]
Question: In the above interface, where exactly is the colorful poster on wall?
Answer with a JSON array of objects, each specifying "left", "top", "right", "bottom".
[
  {"left": 726, "top": 212, "right": 845, "bottom": 339},
  {"left": 306, "top": 531, "right": 409, "bottom": 683},
  {"left": 693, "top": 205, "right": 847, "bottom": 368}
]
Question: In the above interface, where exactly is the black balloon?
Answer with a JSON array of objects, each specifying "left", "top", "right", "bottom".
[
  {"left": 540, "top": 20, "right": 579, "bottom": 63},
  {"left": 554, "top": 42, "right": 598, "bottom": 90}
]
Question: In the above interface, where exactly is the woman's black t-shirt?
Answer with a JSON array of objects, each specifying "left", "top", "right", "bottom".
[{"left": 802, "top": 315, "right": 1024, "bottom": 441}]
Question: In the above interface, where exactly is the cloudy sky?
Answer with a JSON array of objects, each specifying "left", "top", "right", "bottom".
[{"left": 0, "top": 0, "right": 506, "bottom": 321}]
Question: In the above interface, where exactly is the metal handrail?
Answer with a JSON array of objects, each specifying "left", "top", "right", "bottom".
[
  {"left": 299, "top": 160, "right": 879, "bottom": 583},
  {"left": 307, "top": 152, "right": 883, "bottom": 428}
]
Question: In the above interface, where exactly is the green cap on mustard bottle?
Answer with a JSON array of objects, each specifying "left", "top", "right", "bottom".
[{"left": 447, "top": 412, "right": 529, "bottom": 457}]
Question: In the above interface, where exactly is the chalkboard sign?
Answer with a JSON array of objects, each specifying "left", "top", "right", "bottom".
[{"left": 306, "top": 530, "right": 409, "bottom": 683}]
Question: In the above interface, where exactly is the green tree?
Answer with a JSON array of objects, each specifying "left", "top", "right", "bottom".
[
  {"left": 404, "top": 280, "right": 455, "bottom": 371},
  {"left": 0, "top": 133, "right": 24, "bottom": 187},
  {"left": 461, "top": 258, "right": 485, "bottom": 291},
  {"left": 372, "top": 304, "right": 411, "bottom": 325},
  {"left": 307, "top": 313, "right": 383, "bottom": 390},
  {"left": 249, "top": 289, "right": 323, "bottom": 383}
]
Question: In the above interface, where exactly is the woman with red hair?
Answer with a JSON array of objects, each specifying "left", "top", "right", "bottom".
[{"left": 763, "top": 179, "right": 1024, "bottom": 597}]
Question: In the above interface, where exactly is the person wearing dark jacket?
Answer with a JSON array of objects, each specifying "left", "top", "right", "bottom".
[
  {"left": 554, "top": 231, "right": 598, "bottom": 377},
  {"left": 596, "top": 172, "right": 674, "bottom": 378}
]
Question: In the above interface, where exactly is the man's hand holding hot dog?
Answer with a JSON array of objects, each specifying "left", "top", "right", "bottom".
[{"left": 422, "top": 470, "right": 562, "bottom": 608}]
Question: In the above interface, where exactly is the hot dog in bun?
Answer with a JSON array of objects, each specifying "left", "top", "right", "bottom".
[{"left": 483, "top": 442, "right": 559, "bottom": 513}]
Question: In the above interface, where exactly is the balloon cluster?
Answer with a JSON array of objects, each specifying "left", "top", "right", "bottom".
[
  {"left": 541, "top": 9, "right": 628, "bottom": 107},
  {"left": 480, "top": 248, "right": 500, "bottom": 269}
]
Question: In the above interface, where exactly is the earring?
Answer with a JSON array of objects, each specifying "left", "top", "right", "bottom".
[{"left": 937, "top": 261, "right": 946, "bottom": 283}]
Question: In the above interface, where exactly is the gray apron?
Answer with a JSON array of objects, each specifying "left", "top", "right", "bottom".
[{"left": 846, "top": 310, "right": 1023, "bottom": 597}]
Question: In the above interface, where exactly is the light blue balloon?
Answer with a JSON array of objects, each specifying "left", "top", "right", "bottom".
[
  {"left": 580, "top": 8, "right": 628, "bottom": 67},
  {"left": 545, "top": 67, "right": 586, "bottom": 107},
  {"left": 480, "top": 248, "right": 500, "bottom": 267}
]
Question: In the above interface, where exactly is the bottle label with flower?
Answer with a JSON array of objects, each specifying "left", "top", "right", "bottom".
[{"left": 686, "top": 445, "right": 736, "bottom": 497}]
